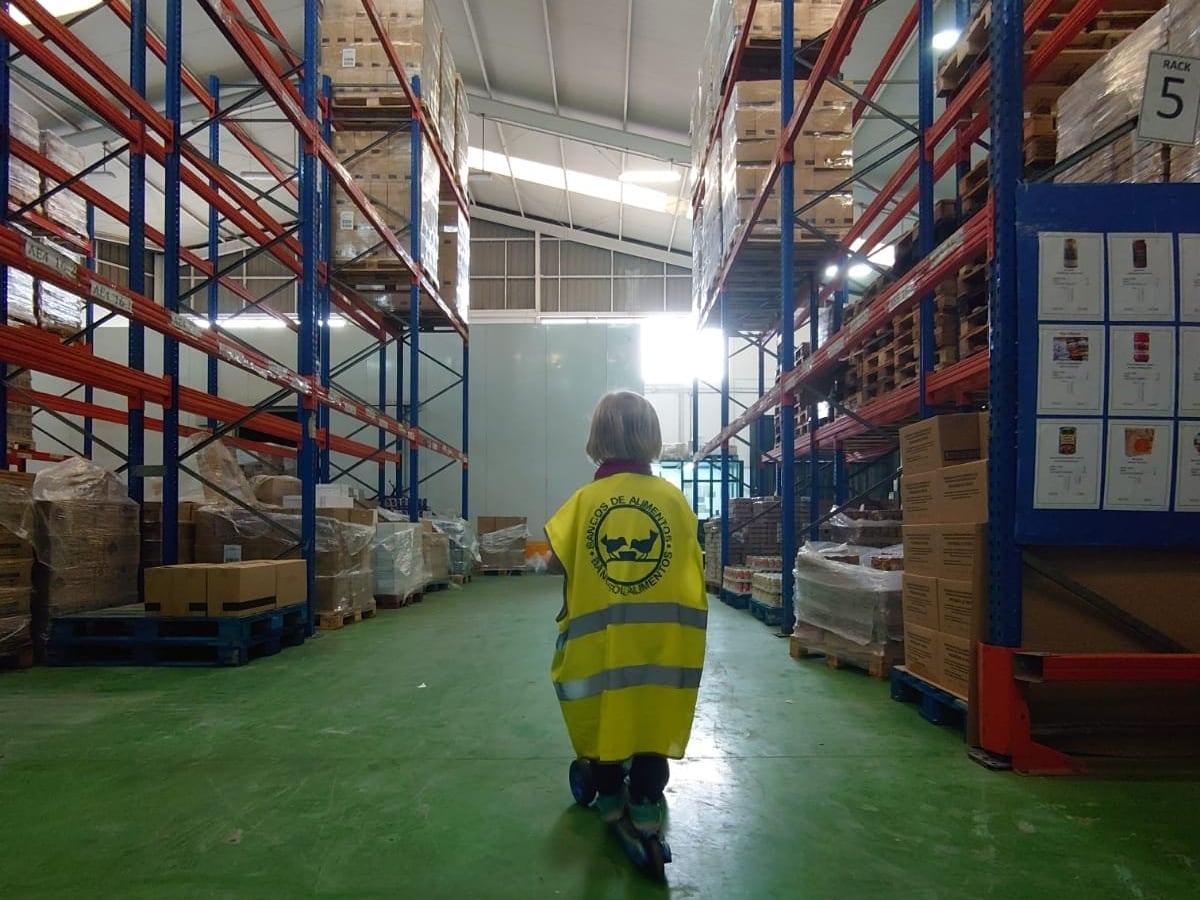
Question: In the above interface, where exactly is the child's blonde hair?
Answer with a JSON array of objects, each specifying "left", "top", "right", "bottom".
[{"left": 586, "top": 391, "right": 662, "bottom": 464}]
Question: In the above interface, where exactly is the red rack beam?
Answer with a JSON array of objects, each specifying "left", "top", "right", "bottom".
[{"left": 1014, "top": 652, "right": 1200, "bottom": 684}]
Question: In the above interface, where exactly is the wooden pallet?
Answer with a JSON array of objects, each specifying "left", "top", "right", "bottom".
[
  {"left": 788, "top": 633, "right": 902, "bottom": 680},
  {"left": 375, "top": 591, "right": 423, "bottom": 609},
  {"left": 959, "top": 320, "right": 990, "bottom": 359},
  {"left": 479, "top": 568, "right": 525, "bottom": 576},
  {"left": 315, "top": 607, "right": 377, "bottom": 631},
  {"left": 891, "top": 666, "right": 968, "bottom": 731},
  {"left": 451, "top": 573, "right": 472, "bottom": 586}
]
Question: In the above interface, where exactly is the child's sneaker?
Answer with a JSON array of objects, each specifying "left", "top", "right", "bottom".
[
  {"left": 628, "top": 798, "right": 664, "bottom": 836},
  {"left": 594, "top": 789, "right": 627, "bottom": 825}
]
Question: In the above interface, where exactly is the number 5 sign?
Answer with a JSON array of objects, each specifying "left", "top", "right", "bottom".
[{"left": 1138, "top": 51, "right": 1200, "bottom": 146}]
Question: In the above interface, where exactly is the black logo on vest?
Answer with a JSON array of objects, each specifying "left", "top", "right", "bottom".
[{"left": 584, "top": 495, "right": 673, "bottom": 595}]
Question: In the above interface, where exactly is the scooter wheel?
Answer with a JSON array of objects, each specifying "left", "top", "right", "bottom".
[
  {"left": 643, "top": 835, "right": 668, "bottom": 881},
  {"left": 569, "top": 758, "right": 596, "bottom": 807}
]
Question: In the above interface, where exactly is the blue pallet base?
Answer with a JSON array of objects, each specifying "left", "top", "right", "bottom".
[
  {"left": 720, "top": 588, "right": 751, "bottom": 610},
  {"left": 747, "top": 598, "right": 783, "bottom": 626},
  {"left": 890, "top": 666, "right": 967, "bottom": 732},
  {"left": 46, "top": 603, "right": 309, "bottom": 667}
]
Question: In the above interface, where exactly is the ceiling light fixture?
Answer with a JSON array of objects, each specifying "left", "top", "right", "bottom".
[
  {"left": 619, "top": 169, "right": 681, "bottom": 185},
  {"left": 932, "top": 28, "right": 961, "bottom": 51},
  {"left": 824, "top": 264, "right": 840, "bottom": 280}
]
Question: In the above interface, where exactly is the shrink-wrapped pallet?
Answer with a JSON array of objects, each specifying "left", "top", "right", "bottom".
[
  {"left": 0, "top": 481, "right": 34, "bottom": 658},
  {"left": 31, "top": 459, "right": 140, "bottom": 641},
  {"left": 372, "top": 520, "right": 427, "bottom": 598},
  {"left": 793, "top": 542, "right": 903, "bottom": 647}
]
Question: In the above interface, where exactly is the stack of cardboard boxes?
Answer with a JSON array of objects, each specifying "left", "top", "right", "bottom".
[
  {"left": 899, "top": 412, "right": 989, "bottom": 699},
  {"left": 144, "top": 559, "right": 307, "bottom": 618},
  {"left": 0, "top": 476, "right": 34, "bottom": 662},
  {"left": 422, "top": 528, "right": 451, "bottom": 582}
]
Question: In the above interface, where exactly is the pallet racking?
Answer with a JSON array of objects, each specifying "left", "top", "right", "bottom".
[
  {"left": 0, "top": 0, "right": 469, "bottom": 628},
  {"left": 692, "top": 0, "right": 1200, "bottom": 772}
]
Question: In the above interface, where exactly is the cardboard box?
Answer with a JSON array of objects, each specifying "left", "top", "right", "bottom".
[
  {"left": 899, "top": 471, "right": 938, "bottom": 525},
  {"left": 978, "top": 411, "right": 990, "bottom": 456},
  {"left": 937, "top": 577, "right": 981, "bottom": 638},
  {"left": 206, "top": 562, "right": 277, "bottom": 617},
  {"left": 904, "top": 624, "right": 939, "bottom": 683},
  {"left": 274, "top": 559, "right": 307, "bottom": 609},
  {"left": 935, "top": 460, "right": 989, "bottom": 524},
  {"left": 939, "top": 633, "right": 972, "bottom": 697},
  {"left": 901, "top": 525, "right": 937, "bottom": 577},
  {"left": 144, "top": 564, "right": 210, "bottom": 617},
  {"left": 901, "top": 573, "right": 939, "bottom": 630},
  {"left": 939, "top": 523, "right": 987, "bottom": 582},
  {"left": 899, "top": 413, "right": 984, "bottom": 474}
]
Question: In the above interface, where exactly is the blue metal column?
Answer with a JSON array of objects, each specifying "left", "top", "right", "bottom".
[
  {"left": 917, "top": 0, "right": 937, "bottom": 419},
  {"left": 378, "top": 339, "right": 387, "bottom": 500},
  {"left": 833, "top": 274, "right": 848, "bottom": 505},
  {"left": 461, "top": 342, "right": 469, "bottom": 519},
  {"left": 407, "top": 81, "right": 423, "bottom": 522},
  {"left": 955, "top": 0, "right": 973, "bottom": 224},
  {"left": 988, "top": 0, "right": 1023, "bottom": 647},
  {"left": 719, "top": 291, "right": 730, "bottom": 572},
  {"left": 0, "top": 1, "right": 8, "bottom": 456},
  {"left": 808, "top": 280, "right": 820, "bottom": 542},
  {"left": 206, "top": 75, "right": 220, "bottom": 430},
  {"left": 83, "top": 204, "right": 95, "bottom": 458},
  {"left": 127, "top": 0, "right": 147, "bottom": 505},
  {"left": 755, "top": 341, "right": 766, "bottom": 496},
  {"left": 779, "top": 0, "right": 797, "bottom": 633},
  {"left": 297, "top": 0, "right": 322, "bottom": 626},
  {"left": 691, "top": 376, "right": 700, "bottom": 511},
  {"left": 319, "top": 75, "right": 333, "bottom": 484},
  {"left": 161, "top": 0, "right": 182, "bottom": 563},
  {"left": 396, "top": 332, "right": 404, "bottom": 502}
]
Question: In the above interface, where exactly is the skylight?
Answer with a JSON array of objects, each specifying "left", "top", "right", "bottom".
[
  {"left": 12, "top": 1, "right": 103, "bottom": 26},
  {"left": 469, "top": 147, "right": 689, "bottom": 218}
]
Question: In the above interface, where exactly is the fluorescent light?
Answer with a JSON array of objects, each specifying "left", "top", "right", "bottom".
[
  {"left": 847, "top": 263, "right": 872, "bottom": 281},
  {"left": 824, "top": 264, "right": 840, "bottom": 280},
  {"left": 619, "top": 169, "right": 681, "bottom": 184},
  {"left": 932, "top": 28, "right": 961, "bottom": 51}
]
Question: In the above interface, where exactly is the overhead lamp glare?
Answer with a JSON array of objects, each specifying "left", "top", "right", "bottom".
[{"left": 932, "top": 28, "right": 961, "bottom": 51}]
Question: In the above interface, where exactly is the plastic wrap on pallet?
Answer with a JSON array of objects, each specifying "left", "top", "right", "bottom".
[
  {"left": 193, "top": 437, "right": 257, "bottom": 507},
  {"left": 373, "top": 521, "right": 427, "bottom": 598},
  {"left": 193, "top": 505, "right": 374, "bottom": 615},
  {"left": 453, "top": 74, "right": 469, "bottom": 189},
  {"left": 479, "top": 523, "right": 528, "bottom": 570},
  {"left": 30, "top": 459, "right": 139, "bottom": 637},
  {"left": 793, "top": 542, "right": 903, "bottom": 646},
  {"left": 1055, "top": 9, "right": 1169, "bottom": 184},
  {"left": 10, "top": 158, "right": 40, "bottom": 207},
  {"left": 10, "top": 102, "right": 38, "bottom": 148},
  {"left": 36, "top": 281, "right": 84, "bottom": 334},
  {"left": 6, "top": 269, "right": 36, "bottom": 326},
  {"left": 437, "top": 31, "right": 456, "bottom": 160},
  {"left": 38, "top": 130, "right": 88, "bottom": 235},
  {"left": 429, "top": 515, "right": 479, "bottom": 567},
  {"left": 251, "top": 474, "right": 302, "bottom": 508},
  {"left": 823, "top": 508, "right": 903, "bottom": 548},
  {"left": 420, "top": 132, "right": 440, "bottom": 274},
  {"left": 332, "top": 130, "right": 415, "bottom": 264},
  {"left": 438, "top": 204, "right": 469, "bottom": 320},
  {"left": 1170, "top": 0, "right": 1200, "bottom": 181}
]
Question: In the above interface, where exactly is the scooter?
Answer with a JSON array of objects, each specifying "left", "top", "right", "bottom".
[{"left": 568, "top": 758, "right": 672, "bottom": 881}]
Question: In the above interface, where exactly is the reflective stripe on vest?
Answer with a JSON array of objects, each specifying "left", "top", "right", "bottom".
[
  {"left": 558, "top": 602, "right": 708, "bottom": 651},
  {"left": 555, "top": 664, "right": 704, "bottom": 702}
]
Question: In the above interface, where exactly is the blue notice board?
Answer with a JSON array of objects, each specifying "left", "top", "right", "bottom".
[{"left": 1015, "top": 183, "right": 1200, "bottom": 546}]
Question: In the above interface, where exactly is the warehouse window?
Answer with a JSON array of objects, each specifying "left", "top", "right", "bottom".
[{"left": 641, "top": 317, "right": 723, "bottom": 386}]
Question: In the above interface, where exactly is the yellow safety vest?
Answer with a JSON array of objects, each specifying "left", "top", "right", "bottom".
[{"left": 545, "top": 473, "right": 707, "bottom": 762}]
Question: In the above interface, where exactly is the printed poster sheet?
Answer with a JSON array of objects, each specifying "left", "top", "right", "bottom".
[
  {"left": 1107, "top": 233, "right": 1175, "bottom": 321},
  {"left": 1037, "top": 232, "right": 1104, "bottom": 321},
  {"left": 1178, "top": 234, "right": 1200, "bottom": 322},
  {"left": 1036, "top": 325, "right": 1105, "bottom": 415},
  {"left": 1103, "top": 421, "right": 1174, "bottom": 511},
  {"left": 1180, "top": 327, "right": 1200, "bottom": 417},
  {"left": 1175, "top": 424, "right": 1200, "bottom": 511},
  {"left": 1107, "top": 326, "right": 1176, "bottom": 416},
  {"left": 1033, "top": 420, "right": 1102, "bottom": 509}
]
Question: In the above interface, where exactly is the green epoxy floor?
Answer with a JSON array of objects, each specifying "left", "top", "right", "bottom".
[{"left": 2, "top": 579, "right": 1199, "bottom": 899}]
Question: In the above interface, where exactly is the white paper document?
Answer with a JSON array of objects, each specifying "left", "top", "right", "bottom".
[
  {"left": 1037, "top": 325, "right": 1106, "bottom": 415},
  {"left": 1180, "top": 328, "right": 1200, "bottom": 416},
  {"left": 1103, "top": 420, "right": 1174, "bottom": 511},
  {"left": 1038, "top": 232, "right": 1105, "bottom": 321},
  {"left": 1107, "top": 233, "right": 1176, "bottom": 321},
  {"left": 1033, "top": 420, "right": 1102, "bottom": 509},
  {"left": 1107, "top": 326, "right": 1176, "bottom": 416},
  {"left": 1178, "top": 234, "right": 1200, "bottom": 321},
  {"left": 1174, "top": 424, "right": 1200, "bottom": 511}
]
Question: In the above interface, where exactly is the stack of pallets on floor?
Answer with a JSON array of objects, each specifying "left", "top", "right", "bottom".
[
  {"left": 929, "top": 252, "right": 990, "bottom": 373},
  {"left": 0, "top": 473, "right": 34, "bottom": 671}
]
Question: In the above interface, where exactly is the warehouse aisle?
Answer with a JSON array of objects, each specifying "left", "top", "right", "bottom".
[{"left": 1, "top": 578, "right": 1198, "bottom": 899}]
